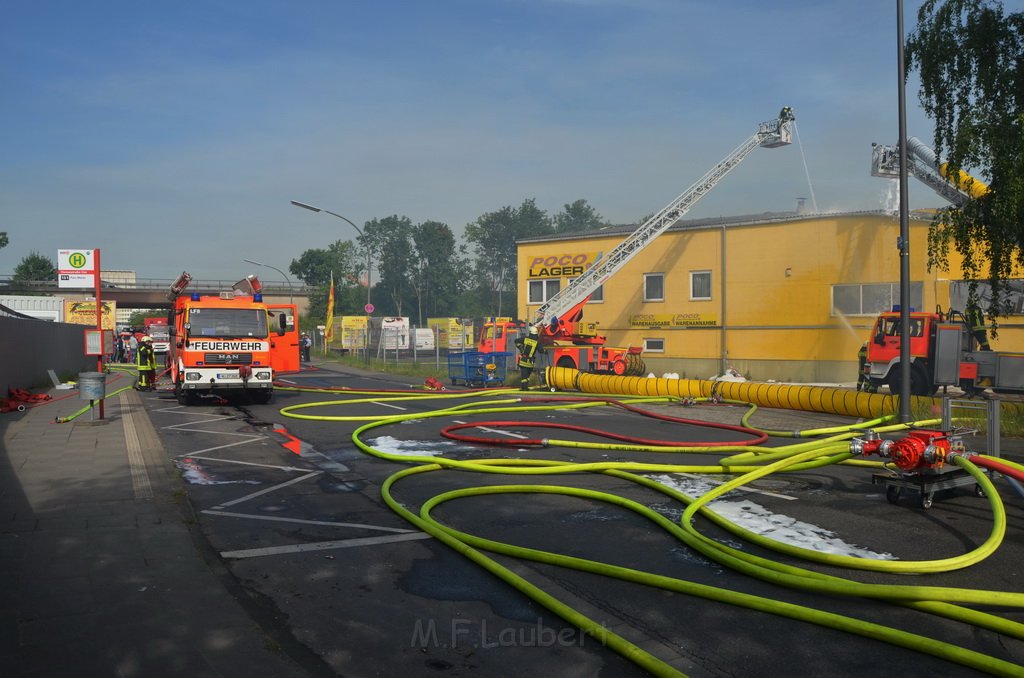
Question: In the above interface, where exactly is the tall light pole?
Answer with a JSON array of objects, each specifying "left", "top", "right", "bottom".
[
  {"left": 242, "top": 258, "right": 293, "bottom": 304},
  {"left": 290, "top": 200, "right": 372, "bottom": 310},
  {"left": 896, "top": 0, "right": 912, "bottom": 422}
]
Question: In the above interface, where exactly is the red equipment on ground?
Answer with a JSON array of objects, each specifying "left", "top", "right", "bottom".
[
  {"left": 854, "top": 429, "right": 953, "bottom": 471},
  {"left": 2, "top": 387, "right": 52, "bottom": 413}
]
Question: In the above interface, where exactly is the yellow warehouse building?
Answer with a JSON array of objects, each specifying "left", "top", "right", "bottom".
[{"left": 516, "top": 209, "right": 1024, "bottom": 384}]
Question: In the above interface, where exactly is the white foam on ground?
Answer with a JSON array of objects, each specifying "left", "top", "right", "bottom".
[
  {"left": 648, "top": 473, "right": 894, "bottom": 560},
  {"left": 368, "top": 436, "right": 463, "bottom": 457},
  {"left": 176, "top": 460, "right": 261, "bottom": 485}
]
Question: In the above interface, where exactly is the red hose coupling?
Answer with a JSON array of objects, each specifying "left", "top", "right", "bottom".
[
  {"left": 888, "top": 430, "right": 950, "bottom": 471},
  {"left": 850, "top": 430, "right": 889, "bottom": 457}
]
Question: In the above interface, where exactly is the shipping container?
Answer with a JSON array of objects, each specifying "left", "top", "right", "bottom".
[{"left": 0, "top": 295, "right": 65, "bottom": 322}]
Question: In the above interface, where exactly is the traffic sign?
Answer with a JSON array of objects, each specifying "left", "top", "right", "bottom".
[
  {"left": 57, "top": 249, "right": 97, "bottom": 288},
  {"left": 364, "top": 303, "right": 375, "bottom": 314}
]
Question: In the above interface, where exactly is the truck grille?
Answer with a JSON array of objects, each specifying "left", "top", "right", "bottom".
[{"left": 204, "top": 353, "right": 254, "bottom": 365}]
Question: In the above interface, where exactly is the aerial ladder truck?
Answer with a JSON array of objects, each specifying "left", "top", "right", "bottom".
[
  {"left": 484, "top": 107, "right": 796, "bottom": 376},
  {"left": 862, "top": 138, "right": 1024, "bottom": 397},
  {"left": 870, "top": 136, "right": 989, "bottom": 206}
]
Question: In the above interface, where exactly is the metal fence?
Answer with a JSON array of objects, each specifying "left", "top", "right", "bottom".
[{"left": 0, "top": 276, "right": 313, "bottom": 296}]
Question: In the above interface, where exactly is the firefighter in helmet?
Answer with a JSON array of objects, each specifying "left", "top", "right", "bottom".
[
  {"left": 515, "top": 326, "right": 540, "bottom": 391},
  {"left": 856, "top": 341, "right": 876, "bottom": 393},
  {"left": 966, "top": 305, "right": 992, "bottom": 351},
  {"left": 136, "top": 335, "right": 156, "bottom": 391}
]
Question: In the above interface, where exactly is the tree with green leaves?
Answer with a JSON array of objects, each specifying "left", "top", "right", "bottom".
[
  {"left": 553, "top": 199, "right": 606, "bottom": 234},
  {"left": 464, "top": 199, "right": 553, "bottom": 317},
  {"left": 411, "top": 220, "right": 466, "bottom": 324},
  {"left": 13, "top": 251, "right": 55, "bottom": 282},
  {"left": 906, "top": 0, "right": 1024, "bottom": 326},
  {"left": 364, "top": 215, "right": 416, "bottom": 317},
  {"left": 289, "top": 239, "right": 361, "bottom": 324},
  {"left": 0, "top": 233, "right": 8, "bottom": 249}
]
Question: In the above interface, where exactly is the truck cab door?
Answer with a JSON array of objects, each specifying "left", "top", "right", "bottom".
[{"left": 268, "top": 304, "right": 300, "bottom": 373}]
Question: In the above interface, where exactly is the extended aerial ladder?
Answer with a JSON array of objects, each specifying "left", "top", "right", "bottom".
[
  {"left": 533, "top": 108, "right": 796, "bottom": 339},
  {"left": 871, "top": 137, "right": 989, "bottom": 206}
]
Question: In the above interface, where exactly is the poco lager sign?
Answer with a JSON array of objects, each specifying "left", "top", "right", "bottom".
[{"left": 526, "top": 251, "right": 602, "bottom": 278}]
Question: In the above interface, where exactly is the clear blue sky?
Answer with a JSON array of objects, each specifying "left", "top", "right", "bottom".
[{"left": 1, "top": 0, "right": 939, "bottom": 281}]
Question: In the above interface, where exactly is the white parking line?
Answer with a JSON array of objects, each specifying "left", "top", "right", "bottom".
[
  {"left": 372, "top": 400, "right": 408, "bottom": 411},
  {"left": 176, "top": 438, "right": 262, "bottom": 457},
  {"left": 185, "top": 456, "right": 312, "bottom": 472},
  {"left": 203, "top": 510, "right": 418, "bottom": 533},
  {"left": 212, "top": 471, "right": 322, "bottom": 509},
  {"left": 450, "top": 420, "right": 531, "bottom": 440},
  {"left": 220, "top": 532, "right": 431, "bottom": 559},
  {"left": 477, "top": 426, "right": 531, "bottom": 440}
]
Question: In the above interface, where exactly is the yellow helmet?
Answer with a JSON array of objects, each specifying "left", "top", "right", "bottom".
[{"left": 141, "top": 335, "right": 152, "bottom": 342}]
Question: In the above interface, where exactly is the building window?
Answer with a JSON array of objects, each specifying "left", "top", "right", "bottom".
[
  {"left": 831, "top": 282, "right": 923, "bottom": 316},
  {"left": 569, "top": 279, "right": 603, "bottom": 303},
  {"left": 644, "top": 273, "right": 664, "bottom": 302},
  {"left": 643, "top": 338, "right": 665, "bottom": 353},
  {"left": 951, "top": 279, "right": 1024, "bottom": 315},
  {"left": 690, "top": 270, "right": 712, "bottom": 300},
  {"left": 528, "top": 278, "right": 561, "bottom": 304}
]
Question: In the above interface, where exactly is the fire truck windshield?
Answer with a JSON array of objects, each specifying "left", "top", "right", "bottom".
[
  {"left": 880, "top": 317, "right": 924, "bottom": 338},
  {"left": 187, "top": 308, "right": 269, "bottom": 339}
]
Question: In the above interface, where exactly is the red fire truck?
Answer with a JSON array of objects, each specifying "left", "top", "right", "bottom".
[
  {"left": 166, "top": 272, "right": 299, "bottom": 405},
  {"left": 861, "top": 307, "right": 1024, "bottom": 397}
]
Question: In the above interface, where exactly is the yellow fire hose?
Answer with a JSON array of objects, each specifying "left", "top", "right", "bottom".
[{"left": 269, "top": 377, "right": 1024, "bottom": 676}]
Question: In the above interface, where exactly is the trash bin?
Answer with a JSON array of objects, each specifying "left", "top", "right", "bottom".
[{"left": 78, "top": 372, "right": 106, "bottom": 401}]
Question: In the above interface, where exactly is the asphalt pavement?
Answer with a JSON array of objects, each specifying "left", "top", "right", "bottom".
[
  {"left": 2, "top": 363, "right": 1022, "bottom": 677},
  {"left": 0, "top": 369, "right": 320, "bottom": 677}
]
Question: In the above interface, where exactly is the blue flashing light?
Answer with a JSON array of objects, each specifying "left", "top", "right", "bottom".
[
  {"left": 191, "top": 292, "right": 201, "bottom": 301},
  {"left": 253, "top": 292, "right": 262, "bottom": 302},
  {"left": 891, "top": 305, "right": 916, "bottom": 312}
]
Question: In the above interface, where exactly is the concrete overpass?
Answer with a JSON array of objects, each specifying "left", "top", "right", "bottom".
[{"left": 0, "top": 277, "right": 312, "bottom": 316}]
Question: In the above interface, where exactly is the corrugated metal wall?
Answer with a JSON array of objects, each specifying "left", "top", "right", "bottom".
[{"left": 0, "top": 317, "right": 94, "bottom": 396}]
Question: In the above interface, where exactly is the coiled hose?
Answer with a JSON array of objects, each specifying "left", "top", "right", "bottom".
[{"left": 277, "top": 383, "right": 1024, "bottom": 676}]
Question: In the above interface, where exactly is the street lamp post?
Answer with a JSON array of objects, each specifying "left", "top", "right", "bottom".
[
  {"left": 292, "top": 200, "right": 372, "bottom": 364},
  {"left": 242, "top": 258, "right": 293, "bottom": 304},
  {"left": 290, "top": 201, "right": 372, "bottom": 310}
]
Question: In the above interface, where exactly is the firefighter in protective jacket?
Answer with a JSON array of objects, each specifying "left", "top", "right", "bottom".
[
  {"left": 136, "top": 336, "right": 156, "bottom": 390},
  {"left": 515, "top": 327, "right": 540, "bottom": 391}
]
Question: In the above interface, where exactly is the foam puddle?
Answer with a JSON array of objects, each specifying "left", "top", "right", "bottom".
[
  {"left": 176, "top": 458, "right": 262, "bottom": 485},
  {"left": 368, "top": 436, "right": 465, "bottom": 457},
  {"left": 648, "top": 473, "right": 894, "bottom": 560},
  {"left": 357, "top": 439, "right": 894, "bottom": 560}
]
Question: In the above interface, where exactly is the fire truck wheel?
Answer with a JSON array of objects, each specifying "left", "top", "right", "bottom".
[
  {"left": 887, "top": 363, "right": 933, "bottom": 397},
  {"left": 250, "top": 390, "right": 273, "bottom": 405},
  {"left": 175, "top": 381, "right": 196, "bottom": 406}
]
